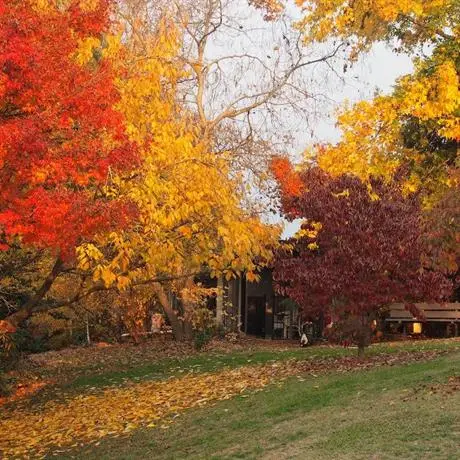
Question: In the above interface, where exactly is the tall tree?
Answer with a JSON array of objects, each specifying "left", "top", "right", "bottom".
[
  {"left": 118, "top": 0, "right": 348, "bottom": 203},
  {"left": 73, "top": 18, "right": 280, "bottom": 340},
  {"left": 299, "top": 0, "right": 460, "bottom": 278},
  {"left": 0, "top": 0, "right": 137, "bottom": 325},
  {"left": 272, "top": 159, "right": 451, "bottom": 355},
  {"left": 95, "top": 0, "right": 348, "bottom": 338},
  {"left": 252, "top": 0, "right": 458, "bottom": 182}
]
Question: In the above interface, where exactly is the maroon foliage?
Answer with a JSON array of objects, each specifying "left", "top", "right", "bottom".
[{"left": 273, "top": 166, "right": 452, "bottom": 352}]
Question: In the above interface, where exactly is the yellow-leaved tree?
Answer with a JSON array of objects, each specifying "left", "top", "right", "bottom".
[
  {"left": 253, "top": 0, "right": 459, "bottom": 275},
  {"left": 300, "top": 0, "right": 460, "bottom": 275},
  {"left": 75, "top": 18, "right": 279, "bottom": 340},
  {"left": 250, "top": 0, "right": 458, "bottom": 180}
]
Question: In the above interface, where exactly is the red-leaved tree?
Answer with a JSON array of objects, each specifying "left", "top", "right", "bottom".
[
  {"left": 272, "top": 159, "right": 452, "bottom": 355},
  {"left": 0, "top": 0, "right": 138, "bottom": 325}
]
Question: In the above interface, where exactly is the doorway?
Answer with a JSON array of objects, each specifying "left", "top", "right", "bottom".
[{"left": 246, "top": 296, "right": 266, "bottom": 336}]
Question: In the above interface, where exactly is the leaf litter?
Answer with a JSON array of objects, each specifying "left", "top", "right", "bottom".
[{"left": 0, "top": 349, "right": 446, "bottom": 458}]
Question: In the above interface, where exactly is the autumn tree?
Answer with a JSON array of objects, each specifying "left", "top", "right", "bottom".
[
  {"left": 252, "top": 0, "right": 458, "bottom": 180},
  {"left": 68, "top": 18, "right": 280, "bottom": 340},
  {"left": 299, "top": 0, "right": 460, "bottom": 279},
  {"left": 0, "top": 1, "right": 282, "bottom": 340},
  {"left": 83, "top": 0, "right": 351, "bottom": 335},
  {"left": 254, "top": 0, "right": 459, "bottom": 279},
  {"left": 118, "top": 0, "right": 348, "bottom": 195},
  {"left": 0, "top": 0, "right": 363, "bottom": 342},
  {"left": 0, "top": 0, "right": 137, "bottom": 326},
  {"left": 272, "top": 159, "right": 451, "bottom": 356},
  {"left": 70, "top": 0, "right": 352, "bottom": 338}
]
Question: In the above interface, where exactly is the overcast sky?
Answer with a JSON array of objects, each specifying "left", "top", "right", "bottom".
[
  {"left": 280, "top": 44, "right": 413, "bottom": 237},
  {"left": 311, "top": 42, "right": 413, "bottom": 144},
  {"left": 200, "top": 0, "right": 414, "bottom": 237}
]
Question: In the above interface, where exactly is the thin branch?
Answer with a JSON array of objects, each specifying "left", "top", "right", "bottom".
[{"left": 50, "top": 272, "right": 201, "bottom": 309}]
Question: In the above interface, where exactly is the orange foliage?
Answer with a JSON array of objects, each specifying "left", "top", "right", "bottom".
[
  {"left": 0, "top": 380, "right": 48, "bottom": 407},
  {"left": 0, "top": 0, "right": 138, "bottom": 259},
  {"left": 0, "top": 320, "right": 16, "bottom": 334},
  {"left": 270, "top": 156, "right": 303, "bottom": 198}
]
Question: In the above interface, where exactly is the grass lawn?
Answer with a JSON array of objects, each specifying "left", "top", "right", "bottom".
[
  {"left": 49, "top": 340, "right": 460, "bottom": 460},
  {"left": 62, "top": 338, "right": 460, "bottom": 390}
]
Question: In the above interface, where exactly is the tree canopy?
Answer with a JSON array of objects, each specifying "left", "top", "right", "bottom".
[
  {"left": 0, "top": 0, "right": 138, "bottom": 259},
  {"left": 0, "top": 1, "right": 281, "bottom": 336},
  {"left": 272, "top": 159, "right": 451, "bottom": 352},
  {"left": 0, "top": 0, "right": 457, "bottom": 348}
]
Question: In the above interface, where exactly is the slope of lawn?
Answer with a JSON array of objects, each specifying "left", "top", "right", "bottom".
[
  {"left": 70, "top": 349, "right": 460, "bottom": 460},
  {"left": 1, "top": 338, "right": 459, "bottom": 459},
  {"left": 31, "top": 337, "right": 460, "bottom": 391}
]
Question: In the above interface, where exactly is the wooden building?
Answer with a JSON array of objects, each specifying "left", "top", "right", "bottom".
[
  {"left": 386, "top": 303, "right": 460, "bottom": 337},
  {"left": 225, "top": 273, "right": 460, "bottom": 339},
  {"left": 226, "top": 269, "right": 320, "bottom": 340}
]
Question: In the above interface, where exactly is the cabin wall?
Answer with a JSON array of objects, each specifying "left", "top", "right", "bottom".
[{"left": 227, "top": 269, "right": 276, "bottom": 338}]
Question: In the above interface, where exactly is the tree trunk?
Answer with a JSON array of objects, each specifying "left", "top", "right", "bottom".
[
  {"left": 7, "top": 257, "right": 64, "bottom": 327},
  {"left": 181, "top": 277, "right": 196, "bottom": 341},
  {"left": 356, "top": 313, "right": 370, "bottom": 358},
  {"left": 153, "top": 282, "right": 184, "bottom": 341},
  {"left": 153, "top": 278, "right": 199, "bottom": 342},
  {"left": 183, "top": 319, "right": 194, "bottom": 341},
  {"left": 357, "top": 343, "right": 365, "bottom": 358},
  {"left": 215, "top": 275, "right": 224, "bottom": 327},
  {"left": 85, "top": 313, "right": 91, "bottom": 346}
]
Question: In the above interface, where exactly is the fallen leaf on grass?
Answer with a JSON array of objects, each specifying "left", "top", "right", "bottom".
[
  {"left": 402, "top": 375, "right": 460, "bottom": 402},
  {"left": 0, "top": 380, "right": 49, "bottom": 406},
  {"left": 0, "top": 349, "right": 446, "bottom": 458}
]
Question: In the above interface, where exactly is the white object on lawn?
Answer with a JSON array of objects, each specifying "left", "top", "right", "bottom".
[{"left": 300, "top": 333, "right": 309, "bottom": 347}]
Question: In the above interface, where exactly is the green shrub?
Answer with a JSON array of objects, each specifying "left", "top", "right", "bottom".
[{"left": 13, "top": 328, "right": 48, "bottom": 354}]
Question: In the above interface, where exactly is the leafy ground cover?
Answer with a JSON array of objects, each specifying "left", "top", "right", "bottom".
[
  {"left": 70, "top": 347, "right": 460, "bottom": 460},
  {"left": 1, "top": 338, "right": 459, "bottom": 458},
  {"left": 8, "top": 337, "right": 460, "bottom": 391}
]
